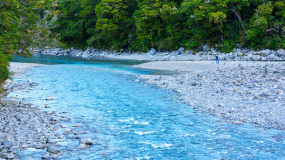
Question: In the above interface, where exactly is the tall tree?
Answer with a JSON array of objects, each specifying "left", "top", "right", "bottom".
[
  {"left": 89, "top": 0, "right": 138, "bottom": 50},
  {"left": 0, "top": 0, "right": 45, "bottom": 84},
  {"left": 134, "top": 0, "right": 182, "bottom": 51},
  {"left": 246, "top": 1, "right": 285, "bottom": 49}
]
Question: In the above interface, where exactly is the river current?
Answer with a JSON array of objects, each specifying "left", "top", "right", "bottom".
[{"left": 9, "top": 55, "right": 285, "bottom": 159}]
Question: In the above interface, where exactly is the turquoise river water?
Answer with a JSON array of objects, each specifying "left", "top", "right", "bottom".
[{"left": 9, "top": 55, "right": 285, "bottom": 159}]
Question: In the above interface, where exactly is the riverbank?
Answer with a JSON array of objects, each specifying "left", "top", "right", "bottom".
[
  {"left": 34, "top": 47, "right": 285, "bottom": 61},
  {"left": 1, "top": 63, "right": 61, "bottom": 159},
  {"left": 134, "top": 61, "right": 285, "bottom": 129}
]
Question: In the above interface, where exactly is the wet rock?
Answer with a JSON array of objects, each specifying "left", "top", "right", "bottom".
[
  {"left": 63, "top": 129, "right": 72, "bottom": 135},
  {"left": 42, "top": 152, "right": 51, "bottom": 159},
  {"left": 10, "top": 82, "right": 29, "bottom": 92},
  {"left": 77, "top": 144, "right": 86, "bottom": 149},
  {"left": 35, "top": 144, "right": 46, "bottom": 149},
  {"left": 73, "top": 124, "right": 81, "bottom": 127},
  {"left": 47, "top": 138, "right": 57, "bottom": 144},
  {"left": 79, "top": 138, "right": 93, "bottom": 146},
  {"left": 46, "top": 96, "right": 56, "bottom": 100},
  {"left": 272, "top": 134, "right": 284, "bottom": 141},
  {"left": 47, "top": 146, "right": 61, "bottom": 154},
  {"left": 3, "top": 153, "right": 15, "bottom": 159},
  {"left": 59, "top": 124, "right": 68, "bottom": 128}
]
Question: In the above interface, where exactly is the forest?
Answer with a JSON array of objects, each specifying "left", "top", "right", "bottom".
[{"left": 1, "top": 0, "right": 285, "bottom": 84}]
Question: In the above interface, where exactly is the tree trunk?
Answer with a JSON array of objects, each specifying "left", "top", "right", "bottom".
[
  {"left": 220, "top": 29, "right": 224, "bottom": 42},
  {"left": 227, "top": 5, "right": 247, "bottom": 37}
]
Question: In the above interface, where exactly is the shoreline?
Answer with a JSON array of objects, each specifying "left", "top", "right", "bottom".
[
  {"left": 1, "top": 63, "right": 62, "bottom": 159},
  {"left": 135, "top": 61, "right": 285, "bottom": 129}
]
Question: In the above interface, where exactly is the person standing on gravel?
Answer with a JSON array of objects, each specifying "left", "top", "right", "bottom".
[{"left": 216, "top": 54, "right": 219, "bottom": 64}]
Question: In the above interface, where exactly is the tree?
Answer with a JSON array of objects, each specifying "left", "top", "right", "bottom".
[
  {"left": 246, "top": 1, "right": 285, "bottom": 49},
  {"left": 0, "top": 0, "right": 45, "bottom": 85},
  {"left": 51, "top": 0, "right": 90, "bottom": 49},
  {"left": 88, "top": 0, "right": 138, "bottom": 50},
  {"left": 134, "top": 0, "right": 183, "bottom": 51}
]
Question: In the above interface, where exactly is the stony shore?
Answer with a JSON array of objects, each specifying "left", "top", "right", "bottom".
[
  {"left": 1, "top": 63, "right": 93, "bottom": 159},
  {"left": 33, "top": 46, "right": 285, "bottom": 61},
  {"left": 135, "top": 61, "right": 285, "bottom": 129}
]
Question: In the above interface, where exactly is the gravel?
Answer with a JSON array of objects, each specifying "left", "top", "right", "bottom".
[{"left": 136, "top": 62, "right": 285, "bottom": 129}]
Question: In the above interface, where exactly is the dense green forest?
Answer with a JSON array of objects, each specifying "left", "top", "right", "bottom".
[
  {"left": 1, "top": 0, "right": 285, "bottom": 84},
  {"left": 51, "top": 0, "right": 285, "bottom": 51}
]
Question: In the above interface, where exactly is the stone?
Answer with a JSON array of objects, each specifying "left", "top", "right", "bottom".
[
  {"left": 234, "top": 121, "right": 242, "bottom": 124},
  {"left": 59, "top": 124, "right": 68, "bottom": 128},
  {"left": 203, "top": 45, "right": 210, "bottom": 52},
  {"left": 47, "top": 138, "right": 57, "bottom": 144},
  {"left": 184, "top": 50, "right": 192, "bottom": 55},
  {"left": 266, "top": 54, "right": 279, "bottom": 60},
  {"left": 73, "top": 124, "right": 81, "bottom": 127},
  {"left": 272, "top": 134, "right": 284, "bottom": 141},
  {"left": 79, "top": 138, "right": 93, "bottom": 146},
  {"left": 260, "top": 49, "right": 272, "bottom": 56},
  {"left": 252, "top": 55, "right": 261, "bottom": 61},
  {"left": 236, "top": 44, "right": 242, "bottom": 48},
  {"left": 10, "top": 82, "right": 29, "bottom": 92},
  {"left": 77, "top": 144, "right": 86, "bottom": 149},
  {"left": 42, "top": 152, "right": 51, "bottom": 159},
  {"left": 277, "top": 49, "right": 285, "bottom": 56},
  {"left": 247, "top": 53, "right": 253, "bottom": 59},
  {"left": 47, "top": 146, "right": 61, "bottom": 154},
  {"left": 148, "top": 48, "right": 156, "bottom": 55},
  {"left": 177, "top": 47, "right": 184, "bottom": 54},
  {"left": 46, "top": 96, "right": 56, "bottom": 100},
  {"left": 4, "top": 153, "right": 15, "bottom": 159},
  {"left": 63, "top": 129, "right": 72, "bottom": 135}
]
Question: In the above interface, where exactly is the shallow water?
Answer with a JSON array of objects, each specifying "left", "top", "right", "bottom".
[{"left": 9, "top": 55, "right": 285, "bottom": 159}]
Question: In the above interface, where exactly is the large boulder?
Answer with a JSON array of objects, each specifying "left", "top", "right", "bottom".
[
  {"left": 148, "top": 48, "right": 156, "bottom": 55},
  {"left": 203, "top": 45, "right": 210, "bottom": 52},
  {"left": 177, "top": 47, "right": 184, "bottom": 54},
  {"left": 277, "top": 49, "right": 285, "bottom": 56},
  {"left": 259, "top": 49, "right": 272, "bottom": 56},
  {"left": 266, "top": 54, "right": 279, "bottom": 60}
]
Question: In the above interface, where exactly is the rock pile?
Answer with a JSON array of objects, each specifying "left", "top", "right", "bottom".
[
  {"left": 0, "top": 99, "right": 61, "bottom": 159},
  {"left": 137, "top": 62, "right": 285, "bottom": 129}
]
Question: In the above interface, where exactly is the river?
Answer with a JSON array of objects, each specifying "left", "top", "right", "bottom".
[{"left": 9, "top": 55, "right": 285, "bottom": 159}]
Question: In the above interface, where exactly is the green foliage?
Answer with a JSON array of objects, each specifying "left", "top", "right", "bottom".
[
  {"left": 49, "top": 0, "right": 284, "bottom": 52},
  {"left": 246, "top": 1, "right": 285, "bottom": 49},
  {"left": 0, "top": 0, "right": 46, "bottom": 85}
]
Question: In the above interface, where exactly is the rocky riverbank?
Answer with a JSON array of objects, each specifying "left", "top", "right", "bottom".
[
  {"left": 1, "top": 63, "right": 94, "bottom": 159},
  {"left": 33, "top": 46, "right": 285, "bottom": 61},
  {"left": 136, "top": 61, "right": 285, "bottom": 130}
]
